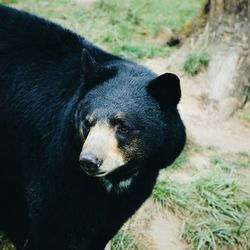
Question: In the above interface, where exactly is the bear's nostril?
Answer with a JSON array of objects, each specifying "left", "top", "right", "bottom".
[{"left": 79, "top": 154, "right": 102, "bottom": 172}]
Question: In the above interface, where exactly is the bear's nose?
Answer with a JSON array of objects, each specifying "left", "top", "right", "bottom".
[{"left": 79, "top": 153, "right": 102, "bottom": 172}]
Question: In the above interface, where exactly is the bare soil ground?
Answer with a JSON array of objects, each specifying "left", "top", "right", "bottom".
[
  {"left": 149, "top": 211, "right": 187, "bottom": 250},
  {"left": 142, "top": 58, "right": 250, "bottom": 153}
]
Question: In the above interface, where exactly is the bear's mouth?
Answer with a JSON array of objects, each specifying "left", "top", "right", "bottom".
[
  {"left": 82, "top": 167, "right": 107, "bottom": 177},
  {"left": 90, "top": 167, "right": 122, "bottom": 178},
  {"left": 82, "top": 166, "right": 119, "bottom": 178}
]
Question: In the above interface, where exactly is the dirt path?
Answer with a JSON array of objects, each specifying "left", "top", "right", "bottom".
[
  {"left": 149, "top": 211, "right": 187, "bottom": 250},
  {"left": 142, "top": 58, "right": 250, "bottom": 154}
]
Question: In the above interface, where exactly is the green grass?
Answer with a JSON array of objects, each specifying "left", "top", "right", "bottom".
[
  {"left": 153, "top": 167, "right": 250, "bottom": 250},
  {"left": 183, "top": 52, "right": 209, "bottom": 75},
  {"left": 0, "top": 234, "right": 14, "bottom": 250},
  {"left": 153, "top": 145, "right": 250, "bottom": 249},
  {"left": 0, "top": 0, "right": 203, "bottom": 60},
  {"left": 114, "top": 157, "right": 250, "bottom": 250},
  {"left": 111, "top": 205, "right": 153, "bottom": 250},
  {"left": 0, "top": 0, "right": 17, "bottom": 3},
  {"left": 112, "top": 229, "right": 137, "bottom": 250},
  {"left": 237, "top": 102, "right": 250, "bottom": 123},
  {"left": 240, "top": 110, "right": 250, "bottom": 122},
  {"left": 210, "top": 152, "right": 250, "bottom": 170}
]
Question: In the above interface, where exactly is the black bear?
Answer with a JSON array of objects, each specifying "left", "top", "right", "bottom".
[{"left": 0, "top": 4, "right": 185, "bottom": 250}]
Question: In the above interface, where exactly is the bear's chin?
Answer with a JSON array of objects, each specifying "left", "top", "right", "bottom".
[
  {"left": 104, "top": 163, "right": 139, "bottom": 182},
  {"left": 98, "top": 169, "right": 138, "bottom": 193}
]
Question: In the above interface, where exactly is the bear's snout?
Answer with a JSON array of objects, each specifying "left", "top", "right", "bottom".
[{"left": 79, "top": 153, "right": 103, "bottom": 174}]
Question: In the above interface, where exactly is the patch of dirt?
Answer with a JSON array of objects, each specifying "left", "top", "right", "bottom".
[
  {"left": 189, "top": 153, "right": 211, "bottom": 171},
  {"left": 131, "top": 199, "right": 187, "bottom": 250},
  {"left": 167, "top": 171, "right": 193, "bottom": 184},
  {"left": 149, "top": 212, "right": 187, "bottom": 250},
  {"left": 238, "top": 167, "right": 250, "bottom": 191},
  {"left": 142, "top": 57, "right": 250, "bottom": 153}
]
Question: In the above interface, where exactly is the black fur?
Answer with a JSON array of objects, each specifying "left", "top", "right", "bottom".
[{"left": 0, "top": 4, "right": 185, "bottom": 250}]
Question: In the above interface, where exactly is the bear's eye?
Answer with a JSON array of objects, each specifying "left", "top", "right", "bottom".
[
  {"left": 117, "top": 125, "right": 129, "bottom": 135},
  {"left": 83, "top": 118, "right": 92, "bottom": 131}
]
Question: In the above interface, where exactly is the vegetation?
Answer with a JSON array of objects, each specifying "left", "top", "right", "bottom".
[
  {"left": 0, "top": 0, "right": 202, "bottom": 60},
  {"left": 112, "top": 228, "right": 137, "bottom": 250},
  {"left": 154, "top": 169, "right": 250, "bottom": 249},
  {"left": 0, "top": 234, "right": 14, "bottom": 250},
  {"left": 112, "top": 225, "right": 148, "bottom": 250},
  {"left": 0, "top": 0, "right": 17, "bottom": 3},
  {"left": 183, "top": 52, "right": 209, "bottom": 75},
  {"left": 236, "top": 103, "right": 250, "bottom": 123}
]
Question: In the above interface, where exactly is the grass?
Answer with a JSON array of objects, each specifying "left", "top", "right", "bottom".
[
  {"left": 183, "top": 52, "right": 209, "bottom": 75},
  {"left": 0, "top": 234, "right": 14, "bottom": 250},
  {"left": 113, "top": 166, "right": 250, "bottom": 250},
  {"left": 210, "top": 152, "right": 250, "bottom": 170},
  {"left": 111, "top": 202, "right": 154, "bottom": 250},
  {"left": 111, "top": 222, "right": 149, "bottom": 250},
  {"left": 153, "top": 167, "right": 250, "bottom": 250},
  {"left": 112, "top": 227, "right": 138, "bottom": 250},
  {"left": 237, "top": 102, "right": 250, "bottom": 123},
  {"left": 0, "top": 0, "right": 203, "bottom": 60}
]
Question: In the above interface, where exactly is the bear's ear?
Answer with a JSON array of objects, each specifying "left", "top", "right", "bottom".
[
  {"left": 147, "top": 73, "right": 181, "bottom": 107},
  {"left": 82, "top": 49, "right": 112, "bottom": 87}
]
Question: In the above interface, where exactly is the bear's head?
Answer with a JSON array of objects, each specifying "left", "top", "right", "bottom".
[{"left": 75, "top": 50, "right": 185, "bottom": 181}]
